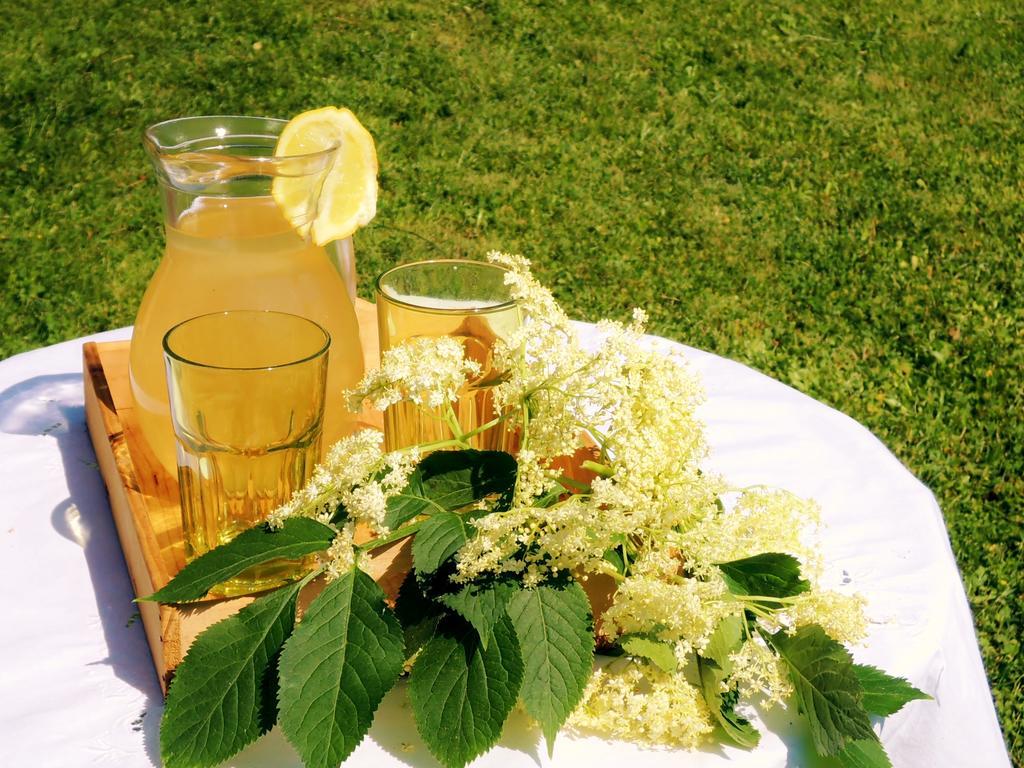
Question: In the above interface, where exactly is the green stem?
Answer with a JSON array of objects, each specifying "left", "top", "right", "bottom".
[
  {"left": 557, "top": 474, "right": 592, "bottom": 493},
  {"left": 415, "top": 437, "right": 464, "bottom": 452},
  {"left": 575, "top": 421, "right": 610, "bottom": 446},
  {"left": 357, "top": 520, "right": 424, "bottom": 554},
  {"left": 295, "top": 565, "right": 325, "bottom": 588},
  {"left": 581, "top": 459, "right": 614, "bottom": 478},
  {"left": 738, "top": 594, "right": 801, "bottom": 606},
  {"left": 443, "top": 401, "right": 466, "bottom": 440}
]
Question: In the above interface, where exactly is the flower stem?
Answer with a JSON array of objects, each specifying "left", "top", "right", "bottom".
[
  {"left": 444, "top": 401, "right": 466, "bottom": 440},
  {"left": 357, "top": 520, "right": 424, "bottom": 554},
  {"left": 581, "top": 459, "right": 614, "bottom": 478},
  {"left": 557, "top": 474, "right": 592, "bottom": 493}
]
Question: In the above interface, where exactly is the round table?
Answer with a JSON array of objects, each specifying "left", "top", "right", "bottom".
[{"left": 0, "top": 327, "right": 1010, "bottom": 768}]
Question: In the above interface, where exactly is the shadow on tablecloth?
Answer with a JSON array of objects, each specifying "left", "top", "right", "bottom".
[{"left": 0, "top": 373, "right": 163, "bottom": 765}]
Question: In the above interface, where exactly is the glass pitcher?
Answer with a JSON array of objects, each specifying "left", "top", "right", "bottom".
[{"left": 131, "top": 115, "right": 364, "bottom": 478}]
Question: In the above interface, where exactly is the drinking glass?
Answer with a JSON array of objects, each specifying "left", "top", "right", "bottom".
[
  {"left": 163, "top": 310, "right": 329, "bottom": 596},
  {"left": 375, "top": 259, "right": 521, "bottom": 452}
]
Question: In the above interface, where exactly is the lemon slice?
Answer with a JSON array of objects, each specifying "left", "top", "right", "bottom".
[{"left": 272, "top": 106, "right": 378, "bottom": 245}]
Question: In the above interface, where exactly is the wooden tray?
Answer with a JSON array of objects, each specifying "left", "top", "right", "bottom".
[{"left": 82, "top": 299, "right": 411, "bottom": 693}]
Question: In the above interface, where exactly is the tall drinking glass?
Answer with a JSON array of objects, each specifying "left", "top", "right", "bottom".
[
  {"left": 376, "top": 260, "right": 521, "bottom": 452},
  {"left": 163, "top": 310, "right": 329, "bottom": 596}
]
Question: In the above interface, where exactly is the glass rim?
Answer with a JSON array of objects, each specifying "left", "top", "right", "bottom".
[
  {"left": 143, "top": 114, "right": 340, "bottom": 162},
  {"left": 375, "top": 259, "right": 516, "bottom": 315},
  {"left": 162, "top": 310, "right": 331, "bottom": 371}
]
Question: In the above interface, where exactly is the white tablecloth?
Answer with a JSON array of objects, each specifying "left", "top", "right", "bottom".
[{"left": 0, "top": 327, "right": 1010, "bottom": 768}]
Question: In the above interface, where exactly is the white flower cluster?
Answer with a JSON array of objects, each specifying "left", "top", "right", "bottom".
[
  {"left": 488, "top": 251, "right": 587, "bottom": 462},
  {"left": 266, "top": 251, "right": 869, "bottom": 744},
  {"left": 455, "top": 252, "right": 719, "bottom": 586},
  {"left": 323, "top": 523, "right": 356, "bottom": 582},
  {"left": 267, "top": 429, "right": 418, "bottom": 581},
  {"left": 568, "top": 662, "right": 714, "bottom": 748},
  {"left": 348, "top": 335, "right": 481, "bottom": 412},
  {"left": 468, "top": 253, "right": 865, "bottom": 734}
]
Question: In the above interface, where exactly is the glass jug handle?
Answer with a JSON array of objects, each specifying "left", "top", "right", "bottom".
[{"left": 328, "top": 237, "right": 357, "bottom": 301}]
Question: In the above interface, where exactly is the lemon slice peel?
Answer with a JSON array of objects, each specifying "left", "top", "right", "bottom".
[{"left": 272, "top": 106, "right": 378, "bottom": 245}]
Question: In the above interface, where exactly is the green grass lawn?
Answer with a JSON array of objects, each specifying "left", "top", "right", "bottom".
[{"left": 2, "top": 0, "right": 1021, "bottom": 760}]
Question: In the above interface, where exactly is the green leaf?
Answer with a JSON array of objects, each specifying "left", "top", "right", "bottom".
[
  {"left": 277, "top": 569, "right": 405, "bottom": 768},
  {"left": 602, "top": 546, "right": 626, "bottom": 575},
  {"left": 703, "top": 613, "right": 746, "bottom": 675},
  {"left": 144, "top": 517, "right": 335, "bottom": 603},
  {"left": 384, "top": 449, "right": 518, "bottom": 529},
  {"left": 439, "top": 579, "right": 521, "bottom": 649},
  {"left": 697, "top": 615, "right": 760, "bottom": 749},
  {"left": 836, "top": 737, "right": 892, "bottom": 768},
  {"left": 620, "top": 634, "right": 677, "bottom": 673},
  {"left": 767, "top": 625, "right": 876, "bottom": 756},
  {"left": 394, "top": 570, "right": 443, "bottom": 658},
  {"left": 160, "top": 580, "right": 302, "bottom": 768},
  {"left": 411, "top": 511, "right": 473, "bottom": 576},
  {"left": 853, "top": 664, "right": 931, "bottom": 716},
  {"left": 506, "top": 580, "right": 595, "bottom": 750},
  {"left": 409, "top": 615, "right": 524, "bottom": 768},
  {"left": 601, "top": 536, "right": 629, "bottom": 576},
  {"left": 717, "top": 552, "right": 810, "bottom": 604},
  {"left": 697, "top": 668, "right": 761, "bottom": 750}
]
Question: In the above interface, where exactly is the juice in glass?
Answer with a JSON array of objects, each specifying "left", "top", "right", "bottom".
[
  {"left": 163, "top": 310, "right": 329, "bottom": 595},
  {"left": 375, "top": 260, "right": 520, "bottom": 452}
]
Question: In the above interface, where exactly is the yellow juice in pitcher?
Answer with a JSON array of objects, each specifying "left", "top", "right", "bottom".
[{"left": 129, "top": 195, "right": 364, "bottom": 477}]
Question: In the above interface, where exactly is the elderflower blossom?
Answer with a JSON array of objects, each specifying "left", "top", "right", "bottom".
[
  {"left": 455, "top": 493, "right": 616, "bottom": 586},
  {"left": 348, "top": 335, "right": 481, "bottom": 412},
  {"left": 453, "top": 252, "right": 727, "bottom": 585},
  {"left": 263, "top": 251, "right": 877, "bottom": 755},
  {"left": 672, "top": 489, "right": 823, "bottom": 580},
  {"left": 486, "top": 251, "right": 590, "bottom": 460},
  {"left": 267, "top": 429, "right": 418, "bottom": 535},
  {"left": 728, "top": 636, "right": 795, "bottom": 707},
  {"left": 784, "top": 589, "right": 868, "bottom": 645},
  {"left": 569, "top": 663, "right": 714, "bottom": 748},
  {"left": 600, "top": 575, "right": 735, "bottom": 649},
  {"left": 323, "top": 523, "right": 356, "bottom": 582}
]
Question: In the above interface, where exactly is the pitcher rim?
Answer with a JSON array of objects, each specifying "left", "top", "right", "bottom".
[{"left": 143, "top": 114, "right": 340, "bottom": 161}]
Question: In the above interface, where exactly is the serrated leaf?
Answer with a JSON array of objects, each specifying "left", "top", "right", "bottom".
[
  {"left": 160, "top": 580, "right": 302, "bottom": 768},
  {"left": 409, "top": 615, "right": 524, "bottom": 768},
  {"left": 411, "top": 511, "right": 473, "bottom": 576},
  {"left": 506, "top": 580, "right": 594, "bottom": 750},
  {"left": 394, "top": 570, "right": 444, "bottom": 658},
  {"left": 697, "top": 615, "right": 760, "bottom": 749},
  {"left": 620, "top": 634, "right": 677, "bottom": 672},
  {"left": 439, "top": 579, "right": 521, "bottom": 649},
  {"left": 696, "top": 657, "right": 761, "bottom": 750},
  {"left": 278, "top": 569, "right": 405, "bottom": 768},
  {"left": 703, "top": 613, "right": 745, "bottom": 675},
  {"left": 853, "top": 663, "right": 931, "bottom": 716},
  {"left": 384, "top": 449, "right": 518, "bottom": 529},
  {"left": 717, "top": 552, "right": 810, "bottom": 604},
  {"left": 837, "top": 737, "right": 892, "bottom": 768},
  {"left": 144, "top": 517, "right": 335, "bottom": 603},
  {"left": 768, "top": 625, "right": 876, "bottom": 756}
]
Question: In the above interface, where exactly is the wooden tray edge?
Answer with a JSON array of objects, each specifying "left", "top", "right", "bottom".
[{"left": 83, "top": 341, "right": 181, "bottom": 692}]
